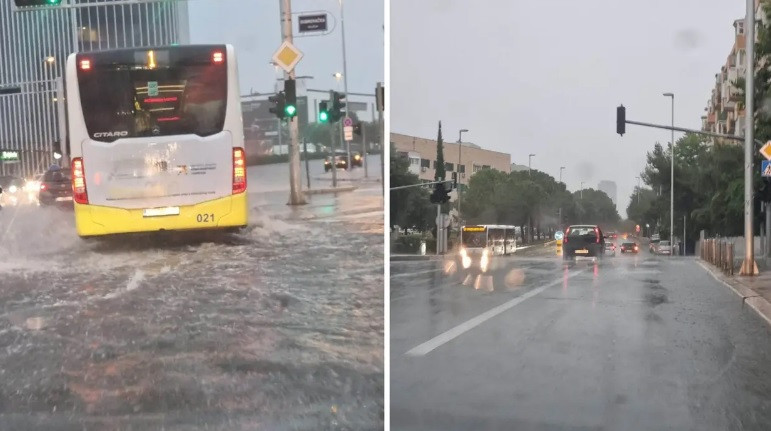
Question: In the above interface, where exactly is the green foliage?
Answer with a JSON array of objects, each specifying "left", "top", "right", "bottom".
[
  {"left": 435, "top": 121, "right": 445, "bottom": 181},
  {"left": 390, "top": 146, "right": 433, "bottom": 232}
]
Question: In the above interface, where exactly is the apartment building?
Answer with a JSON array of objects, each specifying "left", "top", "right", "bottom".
[{"left": 391, "top": 132, "right": 511, "bottom": 198}]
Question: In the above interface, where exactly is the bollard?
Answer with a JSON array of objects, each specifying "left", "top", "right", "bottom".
[{"left": 419, "top": 241, "right": 426, "bottom": 256}]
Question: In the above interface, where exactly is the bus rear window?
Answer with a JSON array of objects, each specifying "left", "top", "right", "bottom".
[
  {"left": 462, "top": 231, "right": 487, "bottom": 247},
  {"left": 77, "top": 54, "right": 227, "bottom": 142}
]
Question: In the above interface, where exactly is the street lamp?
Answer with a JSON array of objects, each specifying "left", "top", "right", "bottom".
[
  {"left": 529, "top": 153, "right": 535, "bottom": 175},
  {"left": 457, "top": 128, "right": 469, "bottom": 222},
  {"left": 635, "top": 176, "right": 641, "bottom": 204},
  {"left": 580, "top": 181, "right": 584, "bottom": 199},
  {"left": 663, "top": 92, "right": 674, "bottom": 257},
  {"left": 559, "top": 166, "right": 565, "bottom": 184}
]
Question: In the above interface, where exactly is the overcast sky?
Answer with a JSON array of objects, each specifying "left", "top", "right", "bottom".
[
  {"left": 188, "top": 0, "right": 383, "bottom": 118},
  {"left": 391, "top": 0, "right": 746, "bottom": 217}
]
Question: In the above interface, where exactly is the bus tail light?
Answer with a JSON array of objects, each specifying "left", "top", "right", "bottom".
[
  {"left": 80, "top": 59, "right": 91, "bottom": 70},
  {"left": 212, "top": 51, "right": 224, "bottom": 64},
  {"left": 71, "top": 158, "right": 88, "bottom": 204},
  {"left": 232, "top": 147, "right": 246, "bottom": 194}
]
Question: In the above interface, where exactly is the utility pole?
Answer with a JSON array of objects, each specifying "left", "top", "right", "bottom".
[
  {"left": 559, "top": 166, "right": 565, "bottom": 183},
  {"left": 362, "top": 121, "right": 368, "bottom": 178},
  {"left": 663, "top": 92, "right": 674, "bottom": 258},
  {"left": 329, "top": 90, "right": 338, "bottom": 188},
  {"left": 457, "top": 128, "right": 468, "bottom": 222},
  {"left": 636, "top": 176, "right": 641, "bottom": 204},
  {"left": 377, "top": 83, "right": 384, "bottom": 194},
  {"left": 339, "top": 0, "right": 352, "bottom": 168},
  {"left": 742, "top": 0, "right": 758, "bottom": 275},
  {"left": 280, "top": 0, "right": 306, "bottom": 205},
  {"left": 529, "top": 153, "right": 535, "bottom": 176}
]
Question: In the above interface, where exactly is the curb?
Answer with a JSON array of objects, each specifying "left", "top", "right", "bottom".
[
  {"left": 696, "top": 260, "right": 771, "bottom": 326},
  {"left": 390, "top": 255, "right": 444, "bottom": 262},
  {"left": 303, "top": 186, "right": 357, "bottom": 195}
]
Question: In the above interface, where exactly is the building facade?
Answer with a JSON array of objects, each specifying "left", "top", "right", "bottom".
[
  {"left": 391, "top": 132, "right": 511, "bottom": 200},
  {"left": 701, "top": 0, "right": 768, "bottom": 141},
  {"left": 0, "top": 0, "right": 189, "bottom": 177},
  {"left": 598, "top": 180, "right": 617, "bottom": 208}
]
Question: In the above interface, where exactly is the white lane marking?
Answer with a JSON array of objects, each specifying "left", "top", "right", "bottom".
[
  {"left": 391, "top": 268, "right": 443, "bottom": 279},
  {"left": 404, "top": 269, "right": 586, "bottom": 357}
]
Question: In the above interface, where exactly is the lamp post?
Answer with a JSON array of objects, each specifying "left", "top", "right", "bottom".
[
  {"left": 636, "top": 176, "right": 641, "bottom": 204},
  {"left": 457, "top": 128, "right": 468, "bottom": 222},
  {"left": 663, "top": 92, "right": 674, "bottom": 258},
  {"left": 528, "top": 154, "right": 535, "bottom": 175},
  {"left": 559, "top": 166, "right": 565, "bottom": 183}
]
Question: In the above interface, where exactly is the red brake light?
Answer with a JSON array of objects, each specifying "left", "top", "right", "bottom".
[
  {"left": 564, "top": 227, "right": 570, "bottom": 243},
  {"left": 71, "top": 158, "right": 88, "bottom": 204},
  {"left": 80, "top": 59, "right": 91, "bottom": 70},
  {"left": 212, "top": 51, "right": 224, "bottom": 64},
  {"left": 40, "top": 183, "right": 47, "bottom": 191},
  {"left": 232, "top": 147, "right": 246, "bottom": 194},
  {"left": 594, "top": 227, "right": 600, "bottom": 243}
]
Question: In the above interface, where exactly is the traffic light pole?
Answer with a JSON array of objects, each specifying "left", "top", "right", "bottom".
[
  {"left": 339, "top": 0, "right": 352, "bottom": 168},
  {"left": 742, "top": 0, "right": 758, "bottom": 275},
  {"left": 280, "top": 0, "right": 306, "bottom": 205},
  {"left": 330, "top": 90, "right": 338, "bottom": 188}
]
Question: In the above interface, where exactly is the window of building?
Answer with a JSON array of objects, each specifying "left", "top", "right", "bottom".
[
  {"left": 445, "top": 162, "right": 454, "bottom": 171},
  {"left": 738, "top": 21, "right": 745, "bottom": 35},
  {"left": 396, "top": 151, "right": 408, "bottom": 159},
  {"left": 473, "top": 164, "right": 482, "bottom": 173},
  {"left": 421, "top": 158, "right": 430, "bottom": 168},
  {"left": 458, "top": 164, "right": 466, "bottom": 174},
  {"left": 482, "top": 165, "right": 491, "bottom": 170}
]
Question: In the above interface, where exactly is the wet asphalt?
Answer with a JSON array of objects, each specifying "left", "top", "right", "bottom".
[
  {"left": 0, "top": 164, "right": 384, "bottom": 430},
  {"left": 391, "top": 247, "right": 771, "bottom": 431}
]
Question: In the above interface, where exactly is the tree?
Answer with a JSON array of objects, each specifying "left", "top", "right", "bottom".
[
  {"left": 434, "top": 121, "right": 445, "bottom": 181},
  {"left": 390, "top": 146, "right": 433, "bottom": 232},
  {"left": 573, "top": 188, "right": 620, "bottom": 227}
]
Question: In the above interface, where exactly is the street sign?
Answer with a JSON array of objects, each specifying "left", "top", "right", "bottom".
[
  {"left": 761, "top": 141, "right": 771, "bottom": 160},
  {"left": 343, "top": 116, "right": 353, "bottom": 127},
  {"left": 271, "top": 40, "right": 303, "bottom": 73},
  {"left": 298, "top": 13, "right": 328, "bottom": 33},
  {"left": 1, "top": 151, "right": 19, "bottom": 161},
  {"left": 763, "top": 160, "right": 771, "bottom": 177},
  {"left": 555, "top": 231, "right": 564, "bottom": 240},
  {"left": 344, "top": 125, "right": 353, "bottom": 141}
]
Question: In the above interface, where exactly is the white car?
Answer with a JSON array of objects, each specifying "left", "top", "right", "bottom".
[{"left": 657, "top": 240, "right": 672, "bottom": 255}]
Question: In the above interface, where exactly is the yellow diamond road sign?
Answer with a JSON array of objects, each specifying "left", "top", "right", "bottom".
[
  {"left": 761, "top": 141, "right": 771, "bottom": 160},
  {"left": 272, "top": 41, "right": 303, "bottom": 73}
]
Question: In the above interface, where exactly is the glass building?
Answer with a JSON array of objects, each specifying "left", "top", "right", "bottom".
[{"left": 0, "top": 0, "right": 190, "bottom": 177}]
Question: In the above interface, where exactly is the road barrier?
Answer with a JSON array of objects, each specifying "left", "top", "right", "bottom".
[{"left": 700, "top": 238, "right": 735, "bottom": 275}]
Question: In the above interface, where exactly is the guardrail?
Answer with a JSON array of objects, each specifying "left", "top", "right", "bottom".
[{"left": 700, "top": 238, "right": 735, "bottom": 275}]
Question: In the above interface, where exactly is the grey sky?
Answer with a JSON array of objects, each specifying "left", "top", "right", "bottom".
[
  {"left": 188, "top": 0, "right": 383, "bottom": 119},
  {"left": 392, "top": 0, "right": 746, "bottom": 217}
]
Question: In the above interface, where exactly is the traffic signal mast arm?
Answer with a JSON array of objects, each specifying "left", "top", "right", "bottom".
[
  {"left": 617, "top": 105, "right": 750, "bottom": 144},
  {"left": 390, "top": 179, "right": 455, "bottom": 191}
]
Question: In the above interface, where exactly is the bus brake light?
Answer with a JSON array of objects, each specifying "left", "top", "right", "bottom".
[
  {"left": 71, "top": 158, "right": 88, "bottom": 204},
  {"left": 232, "top": 147, "right": 246, "bottom": 194},
  {"left": 212, "top": 51, "right": 224, "bottom": 64},
  {"left": 80, "top": 59, "right": 91, "bottom": 70}
]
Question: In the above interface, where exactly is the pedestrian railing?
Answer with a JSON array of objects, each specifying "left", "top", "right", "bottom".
[{"left": 700, "top": 238, "right": 734, "bottom": 275}]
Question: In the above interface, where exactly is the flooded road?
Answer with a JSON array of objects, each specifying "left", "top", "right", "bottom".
[
  {"left": 0, "top": 164, "right": 384, "bottom": 430},
  {"left": 391, "top": 250, "right": 771, "bottom": 431}
]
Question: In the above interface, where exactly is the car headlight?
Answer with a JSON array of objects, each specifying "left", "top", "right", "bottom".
[
  {"left": 480, "top": 251, "right": 490, "bottom": 272},
  {"left": 8, "top": 185, "right": 16, "bottom": 193}
]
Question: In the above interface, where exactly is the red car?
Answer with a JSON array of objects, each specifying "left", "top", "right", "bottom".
[{"left": 620, "top": 242, "right": 639, "bottom": 253}]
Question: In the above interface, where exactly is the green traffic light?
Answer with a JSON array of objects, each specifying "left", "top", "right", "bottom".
[
  {"left": 319, "top": 111, "right": 329, "bottom": 123},
  {"left": 47, "top": 0, "right": 61, "bottom": 4},
  {"left": 285, "top": 105, "right": 296, "bottom": 117}
]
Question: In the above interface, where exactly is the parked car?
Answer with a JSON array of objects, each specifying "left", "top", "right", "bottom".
[
  {"left": 38, "top": 166, "right": 73, "bottom": 207},
  {"left": 562, "top": 225, "right": 605, "bottom": 260}
]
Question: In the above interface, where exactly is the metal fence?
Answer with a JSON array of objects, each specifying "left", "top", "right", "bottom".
[
  {"left": 0, "top": 0, "right": 189, "bottom": 178},
  {"left": 699, "top": 238, "right": 735, "bottom": 275}
]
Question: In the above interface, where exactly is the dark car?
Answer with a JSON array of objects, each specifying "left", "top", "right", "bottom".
[
  {"left": 620, "top": 242, "right": 639, "bottom": 253},
  {"left": 562, "top": 225, "right": 605, "bottom": 260},
  {"left": 0, "top": 176, "right": 25, "bottom": 207},
  {"left": 38, "top": 166, "right": 73, "bottom": 206},
  {"left": 351, "top": 151, "right": 363, "bottom": 168},
  {"left": 324, "top": 150, "right": 349, "bottom": 172}
]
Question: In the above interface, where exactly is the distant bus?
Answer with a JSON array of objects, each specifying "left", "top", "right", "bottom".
[
  {"left": 459, "top": 225, "right": 519, "bottom": 272},
  {"left": 64, "top": 44, "right": 248, "bottom": 237}
]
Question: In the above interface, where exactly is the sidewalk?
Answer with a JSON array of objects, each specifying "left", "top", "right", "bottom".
[{"left": 698, "top": 259, "right": 771, "bottom": 326}]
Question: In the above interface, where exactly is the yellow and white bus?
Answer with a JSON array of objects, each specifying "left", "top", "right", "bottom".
[
  {"left": 64, "top": 44, "right": 248, "bottom": 237},
  {"left": 459, "top": 225, "right": 519, "bottom": 272}
]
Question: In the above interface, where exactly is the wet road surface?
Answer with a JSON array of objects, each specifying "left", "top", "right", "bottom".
[
  {"left": 0, "top": 164, "right": 384, "bottom": 430},
  {"left": 391, "top": 249, "right": 771, "bottom": 431}
]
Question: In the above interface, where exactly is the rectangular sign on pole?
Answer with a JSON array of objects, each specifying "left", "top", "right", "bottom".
[
  {"left": 298, "top": 14, "right": 328, "bottom": 33},
  {"left": 344, "top": 126, "right": 353, "bottom": 141},
  {"left": 763, "top": 160, "right": 771, "bottom": 177}
]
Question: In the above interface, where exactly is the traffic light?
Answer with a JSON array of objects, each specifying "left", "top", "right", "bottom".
[
  {"left": 283, "top": 79, "right": 297, "bottom": 118},
  {"left": 617, "top": 105, "right": 626, "bottom": 136},
  {"left": 318, "top": 101, "right": 329, "bottom": 123},
  {"left": 353, "top": 123, "right": 362, "bottom": 136},
  {"left": 14, "top": 0, "right": 61, "bottom": 6},
  {"left": 330, "top": 91, "right": 346, "bottom": 123},
  {"left": 430, "top": 182, "right": 451, "bottom": 204},
  {"left": 269, "top": 91, "right": 286, "bottom": 119}
]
